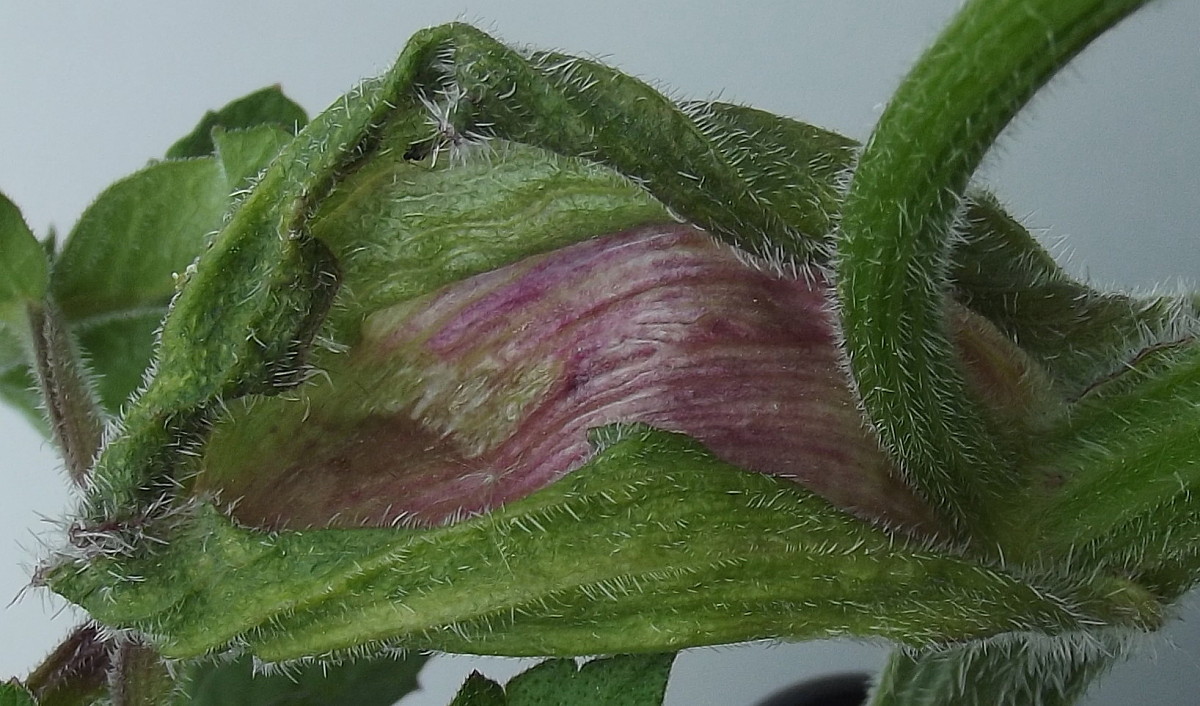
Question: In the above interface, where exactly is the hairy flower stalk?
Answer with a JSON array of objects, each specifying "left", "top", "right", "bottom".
[{"left": 837, "top": 0, "right": 1154, "bottom": 540}]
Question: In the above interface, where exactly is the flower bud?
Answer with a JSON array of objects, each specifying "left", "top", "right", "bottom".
[{"left": 42, "top": 24, "right": 1159, "bottom": 664}]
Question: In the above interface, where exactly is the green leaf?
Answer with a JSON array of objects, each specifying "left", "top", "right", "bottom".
[
  {"left": 73, "top": 311, "right": 162, "bottom": 414},
  {"left": 41, "top": 159, "right": 227, "bottom": 418},
  {"left": 451, "top": 673, "right": 507, "bottom": 706},
  {"left": 953, "top": 194, "right": 1196, "bottom": 396},
  {"left": 0, "top": 99, "right": 302, "bottom": 429},
  {"left": 0, "top": 193, "right": 48, "bottom": 404},
  {"left": 45, "top": 157, "right": 239, "bottom": 418},
  {"left": 505, "top": 654, "right": 674, "bottom": 706},
  {"left": 0, "top": 683, "right": 36, "bottom": 706},
  {"left": 0, "top": 191, "right": 48, "bottom": 317},
  {"left": 678, "top": 100, "right": 854, "bottom": 253},
  {"left": 410, "top": 25, "right": 825, "bottom": 267},
  {"left": 306, "top": 138, "right": 669, "bottom": 343},
  {"left": 181, "top": 651, "right": 428, "bottom": 706},
  {"left": 166, "top": 85, "right": 307, "bottom": 160},
  {"left": 52, "top": 116, "right": 300, "bottom": 420},
  {"left": 51, "top": 159, "right": 228, "bottom": 322},
  {"left": 1014, "top": 340, "right": 1200, "bottom": 581},
  {"left": 869, "top": 633, "right": 1123, "bottom": 706},
  {"left": 212, "top": 125, "right": 296, "bottom": 193},
  {"left": 0, "top": 364, "right": 45, "bottom": 433},
  {"left": 47, "top": 426, "right": 1157, "bottom": 662},
  {"left": 450, "top": 655, "right": 681, "bottom": 706}
]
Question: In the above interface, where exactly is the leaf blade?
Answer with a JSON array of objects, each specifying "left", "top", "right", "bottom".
[
  {"left": 166, "top": 85, "right": 307, "bottom": 160},
  {"left": 0, "top": 683, "right": 36, "bottom": 706},
  {"left": 0, "top": 191, "right": 48, "bottom": 313},
  {"left": 212, "top": 125, "right": 296, "bottom": 193},
  {"left": 869, "top": 633, "right": 1124, "bottom": 706},
  {"left": 181, "top": 652, "right": 428, "bottom": 706},
  {"left": 51, "top": 159, "right": 227, "bottom": 322},
  {"left": 450, "top": 672, "right": 507, "bottom": 706}
]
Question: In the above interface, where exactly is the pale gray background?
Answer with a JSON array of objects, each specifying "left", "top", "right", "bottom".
[{"left": 0, "top": 2, "right": 1196, "bottom": 704}]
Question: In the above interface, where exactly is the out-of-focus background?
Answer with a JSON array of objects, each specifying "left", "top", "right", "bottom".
[{"left": 1, "top": 2, "right": 1196, "bottom": 704}]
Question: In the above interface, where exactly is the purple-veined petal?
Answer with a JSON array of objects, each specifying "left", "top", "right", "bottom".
[{"left": 198, "top": 224, "right": 1042, "bottom": 533}]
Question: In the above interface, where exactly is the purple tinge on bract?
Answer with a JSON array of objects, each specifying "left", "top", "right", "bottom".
[{"left": 201, "top": 224, "right": 937, "bottom": 531}]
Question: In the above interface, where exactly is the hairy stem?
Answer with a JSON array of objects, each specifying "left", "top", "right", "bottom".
[
  {"left": 108, "top": 639, "right": 173, "bottom": 706},
  {"left": 836, "top": 0, "right": 1150, "bottom": 536},
  {"left": 28, "top": 301, "right": 105, "bottom": 485},
  {"left": 23, "top": 623, "right": 111, "bottom": 706}
]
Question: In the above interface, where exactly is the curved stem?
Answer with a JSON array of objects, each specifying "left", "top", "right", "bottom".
[{"left": 836, "top": 0, "right": 1150, "bottom": 535}]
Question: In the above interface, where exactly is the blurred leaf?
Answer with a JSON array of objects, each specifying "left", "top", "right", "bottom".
[
  {"left": 181, "top": 651, "right": 428, "bottom": 706},
  {"left": 51, "top": 159, "right": 227, "bottom": 322},
  {"left": 0, "top": 195, "right": 48, "bottom": 425},
  {"left": 212, "top": 125, "right": 296, "bottom": 192},
  {"left": 166, "top": 85, "right": 307, "bottom": 160},
  {"left": 0, "top": 362, "right": 45, "bottom": 435},
  {"left": 870, "top": 633, "right": 1122, "bottom": 706},
  {"left": 451, "top": 672, "right": 507, "bottom": 706},
  {"left": 45, "top": 119, "right": 295, "bottom": 417},
  {"left": 450, "top": 655, "right": 674, "bottom": 706},
  {"left": 73, "top": 311, "right": 161, "bottom": 414},
  {"left": 0, "top": 326, "right": 26, "bottom": 376},
  {"left": 20, "top": 624, "right": 111, "bottom": 706},
  {"left": 19, "top": 85, "right": 308, "bottom": 424},
  {"left": 0, "top": 191, "right": 48, "bottom": 319},
  {"left": 0, "top": 682, "right": 35, "bottom": 706},
  {"left": 109, "top": 642, "right": 173, "bottom": 706},
  {"left": 506, "top": 654, "right": 674, "bottom": 706},
  {"left": 0, "top": 191, "right": 48, "bottom": 428}
]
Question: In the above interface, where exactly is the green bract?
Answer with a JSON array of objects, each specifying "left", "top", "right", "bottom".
[{"left": 3, "top": 2, "right": 1197, "bottom": 704}]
